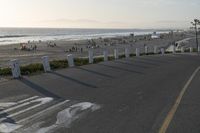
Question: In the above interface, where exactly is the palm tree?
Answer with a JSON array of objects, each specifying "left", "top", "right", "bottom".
[{"left": 191, "top": 19, "right": 200, "bottom": 51}]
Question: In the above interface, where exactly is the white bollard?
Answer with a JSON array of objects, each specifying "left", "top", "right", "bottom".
[
  {"left": 198, "top": 46, "right": 200, "bottom": 53},
  {"left": 145, "top": 46, "right": 148, "bottom": 54},
  {"left": 103, "top": 49, "right": 108, "bottom": 61},
  {"left": 67, "top": 54, "right": 74, "bottom": 67},
  {"left": 190, "top": 47, "right": 193, "bottom": 53},
  {"left": 161, "top": 48, "right": 165, "bottom": 55},
  {"left": 172, "top": 45, "right": 176, "bottom": 53},
  {"left": 125, "top": 48, "right": 130, "bottom": 58},
  {"left": 88, "top": 49, "right": 94, "bottom": 64},
  {"left": 10, "top": 59, "right": 21, "bottom": 78},
  {"left": 114, "top": 49, "right": 119, "bottom": 59},
  {"left": 181, "top": 47, "right": 185, "bottom": 53},
  {"left": 136, "top": 48, "right": 140, "bottom": 57},
  {"left": 42, "top": 56, "right": 51, "bottom": 72},
  {"left": 154, "top": 46, "right": 157, "bottom": 54}
]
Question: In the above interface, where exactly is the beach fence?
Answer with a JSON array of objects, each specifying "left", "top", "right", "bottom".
[{"left": 3, "top": 46, "right": 169, "bottom": 79}]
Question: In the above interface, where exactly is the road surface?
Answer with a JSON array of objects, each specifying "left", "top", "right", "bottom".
[{"left": 0, "top": 53, "right": 200, "bottom": 133}]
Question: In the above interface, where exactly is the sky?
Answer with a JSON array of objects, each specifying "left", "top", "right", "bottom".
[{"left": 0, "top": 0, "right": 199, "bottom": 29}]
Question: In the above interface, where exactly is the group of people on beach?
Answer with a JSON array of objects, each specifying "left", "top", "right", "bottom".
[
  {"left": 65, "top": 46, "right": 83, "bottom": 53},
  {"left": 20, "top": 43, "right": 37, "bottom": 51}
]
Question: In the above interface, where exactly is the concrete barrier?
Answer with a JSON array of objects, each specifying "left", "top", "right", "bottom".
[
  {"left": 136, "top": 48, "right": 140, "bottom": 57},
  {"left": 125, "top": 48, "right": 130, "bottom": 58},
  {"left": 103, "top": 49, "right": 108, "bottom": 61},
  {"left": 67, "top": 54, "right": 74, "bottom": 67},
  {"left": 161, "top": 48, "right": 165, "bottom": 55},
  {"left": 114, "top": 49, "right": 119, "bottom": 59},
  {"left": 10, "top": 59, "right": 21, "bottom": 78},
  {"left": 88, "top": 49, "right": 94, "bottom": 64},
  {"left": 42, "top": 56, "right": 51, "bottom": 72},
  {"left": 145, "top": 46, "right": 148, "bottom": 54}
]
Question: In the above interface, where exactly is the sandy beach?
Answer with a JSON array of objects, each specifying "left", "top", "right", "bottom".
[{"left": 0, "top": 32, "right": 193, "bottom": 68}]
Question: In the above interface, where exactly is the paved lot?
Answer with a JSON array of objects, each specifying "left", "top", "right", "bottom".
[{"left": 0, "top": 54, "right": 200, "bottom": 133}]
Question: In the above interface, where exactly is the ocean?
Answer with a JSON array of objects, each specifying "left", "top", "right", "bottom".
[{"left": 0, "top": 28, "right": 170, "bottom": 45}]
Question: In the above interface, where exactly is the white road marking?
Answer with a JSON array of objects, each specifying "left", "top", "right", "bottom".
[
  {"left": 0, "top": 96, "right": 41, "bottom": 116},
  {"left": 17, "top": 96, "right": 39, "bottom": 104},
  {"left": 36, "top": 102, "right": 101, "bottom": 133},
  {"left": 0, "top": 97, "right": 53, "bottom": 122},
  {"left": 0, "top": 122, "right": 22, "bottom": 133},
  {"left": 17, "top": 100, "right": 70, "bottom": 124},
  {"left": 0, "top": 96, "right": 39, "bottom": 109}
]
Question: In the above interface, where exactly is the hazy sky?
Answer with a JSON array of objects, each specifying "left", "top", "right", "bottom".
[{"left": 0, "top": 0, "right": 199, "bottom": 29}]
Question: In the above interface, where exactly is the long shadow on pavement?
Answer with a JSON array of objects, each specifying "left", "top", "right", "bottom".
[
  {"left": 50, "top": 71, "right": 98, "bottom": 88},
  {"left": 98, "top": 64, "right": 144, "bottom": 74},
  {"left": 76, "top": 67, "right": 114, "bottom": 78},
  {"left": 114, "top": 60, "right": 150, "bottom": 69},
  {"left": 20, "top": 78, "right": 61, "bottom": 99}
]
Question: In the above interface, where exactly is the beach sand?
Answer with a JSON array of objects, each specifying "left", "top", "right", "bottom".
[{"left": 0, "top": 32, "right": 191, "bottom": 68}]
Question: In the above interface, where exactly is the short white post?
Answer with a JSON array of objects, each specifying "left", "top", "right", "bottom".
[
  {"left": 88, "top": 49, "right": 94, "bottom": 64},
  {"left": 136, "top": 48, "right": 140, "bottom": 57},
  {"left": 103, "top": 49, "right": 108, "bottom": 61},
  {"left": 125, "top": 48, "right": 130, "bottom": 58},
  {"left": 161, "top": 48, "right": 165, "bottom": 55},
  {"left": 114, "top": 49, "right": 119, "bottom": 59},
  {"left": 172, "top": 45, "right": 176, "bottom": 53},
  {"left": 154, "top": 46, "right": 157, "bottom": 54},
  {"left": 10, "top": 59, "right": 21, "bottom": 78},
  {"left": 42, "top": 56, "right": 51, "bottom": 72},
  {"left": 190, "top": 47, "right": 193, "bottom": 53},
  {"left": 145, "top": 46, "right": 148, "bottom": 54},
  {"left": 198, "top": 46, "right": 200, "bottom": 53},
  {"left": 67, "top": 54, "right": 74, "bottom": 67},
  {"left": 181, "top": 47, "right": 185, "bottom": 53}
]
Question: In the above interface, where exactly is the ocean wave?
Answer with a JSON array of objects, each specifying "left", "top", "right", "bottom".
[{"left": 0, "top": 35, "right": 28, "bottom": 38}]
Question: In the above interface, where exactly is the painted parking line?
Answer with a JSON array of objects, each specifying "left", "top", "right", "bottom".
[{"left": 159, "top": 66, "right": 200, "bottom": 133}]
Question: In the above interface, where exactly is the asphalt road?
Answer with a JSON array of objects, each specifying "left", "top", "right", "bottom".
[{"left": 0, "top": 53, "right": 200, "bottom": 133}]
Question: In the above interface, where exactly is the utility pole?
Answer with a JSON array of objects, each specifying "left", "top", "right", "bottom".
[{"left": 191, "top": 19, "right": 200, "bottom": 52}]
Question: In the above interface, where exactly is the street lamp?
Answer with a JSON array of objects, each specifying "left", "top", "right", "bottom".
[{"left": 191, "top": 19, "right": 200, "bottom": 52}]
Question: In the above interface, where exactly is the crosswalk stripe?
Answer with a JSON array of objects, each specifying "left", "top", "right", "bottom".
[
  {"left": 0, "top": 96, "right": 40, "bottom": 116},
  {"left": 0, "top": 98, "right": 53, "bottom": 122},
  {"left": 17, "top": 100, "right": 70, "bottom": 124},
  {"left": 17, "top": 96, "right": 39, "bottom": 104}
]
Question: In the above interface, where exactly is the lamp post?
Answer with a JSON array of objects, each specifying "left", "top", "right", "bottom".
[{"left": 191, "top": 19, "right": 200, "bottom": 52}]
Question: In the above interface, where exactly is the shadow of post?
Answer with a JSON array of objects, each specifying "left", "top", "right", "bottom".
[
  {"left": 19, "top": 78, "right": 61, "bottom": 99},
  {"left": 98, "top": 64, "right": 144, "bottom": 74},
  {"left": 76, "top": 67, "right": 114, "bottom": 78},
  {"left": 50, "top": 71, "right": 98, "bottom": 88}
]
